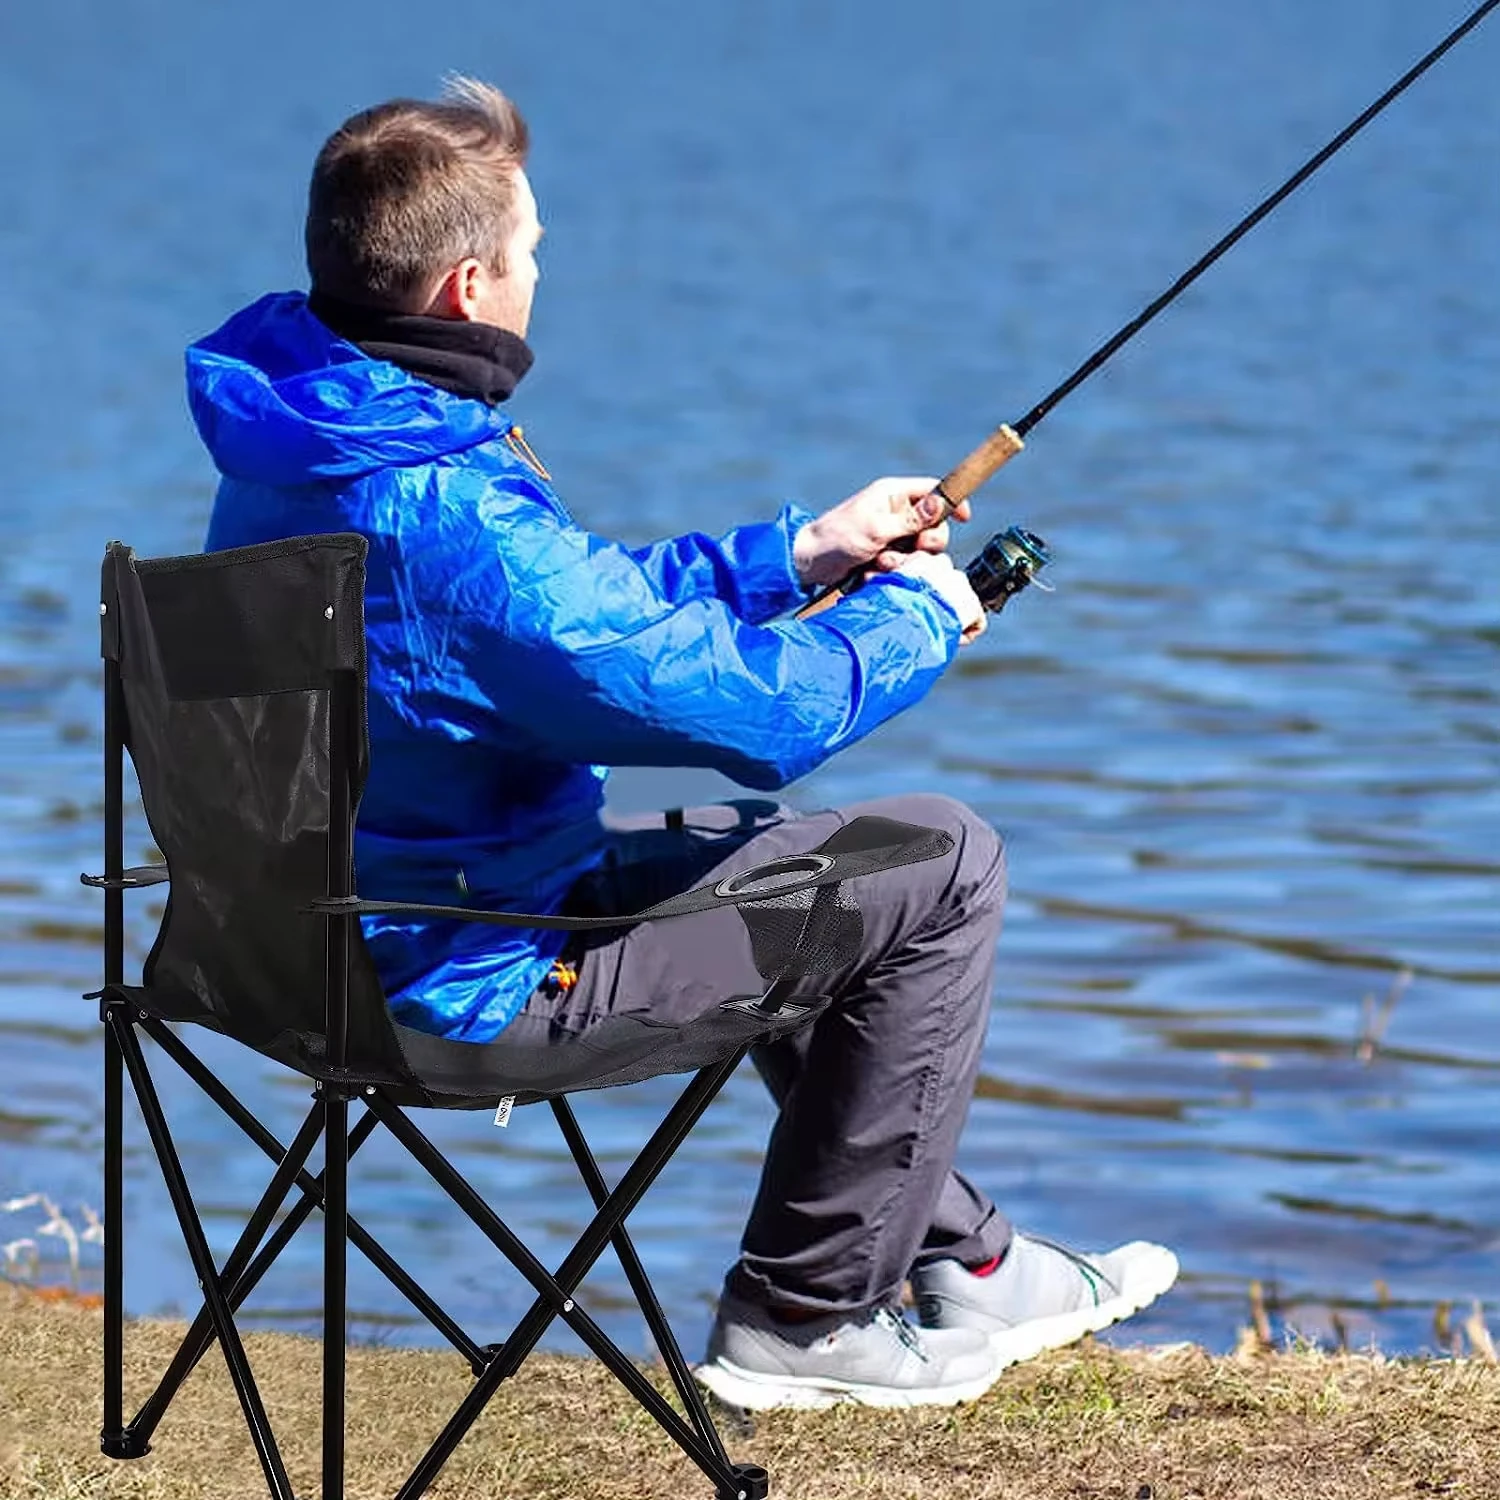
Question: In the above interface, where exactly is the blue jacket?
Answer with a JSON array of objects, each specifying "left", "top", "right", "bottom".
[{"left": 189, "top": 292, "right": 962, "bottom": 1041}]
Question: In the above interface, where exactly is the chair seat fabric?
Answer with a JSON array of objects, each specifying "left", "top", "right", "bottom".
[{"left": 102, "top": 980, "right": 828, "bottom": 1109}]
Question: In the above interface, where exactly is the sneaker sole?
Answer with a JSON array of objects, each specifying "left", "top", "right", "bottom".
[
  {"left": 693, "top": 1354, "right": 1002, "bottom": 1412},
  {"left": 986, "top": 1244, "right": 1180, "bottom": 1365}
]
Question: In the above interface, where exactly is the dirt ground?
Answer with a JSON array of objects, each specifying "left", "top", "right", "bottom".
[{"left": 3, "top": 1284, "right": 1499, "bottom": 1499}]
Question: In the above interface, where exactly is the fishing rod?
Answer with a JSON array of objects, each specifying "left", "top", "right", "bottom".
[{"left": 796, "top": 0, "right": 1500, "bottom": 621}]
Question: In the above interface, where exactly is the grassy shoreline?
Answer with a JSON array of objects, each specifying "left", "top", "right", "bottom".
[{"left": 4, "top": 1284, "right": 1499, "bottom": 1499}]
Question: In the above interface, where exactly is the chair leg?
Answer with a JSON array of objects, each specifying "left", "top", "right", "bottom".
[
  {"left": 99, "top": 671, "right": 135, "bottom": 1461},
  {"left": 370, "top": 1053, "right": 754, "bottom": 1500},
  {"left": 493, "top": 1051, "right": 746, "bottom": 1380},
  {"left": 551, "top": 1096, "right": 733, "bottom": 1473},
  {"left": 376, "top": 1100, "right": 732, "bottom": 1500},
  {"left": 110, "top": 1011, "right": 296, "bottom": 1500},
  {"left": 100, "top": 1003, "right": 144, "bottom": 1459},
  {"left": 322, "top": 1088, "right": 350, "bottom": 1500}
]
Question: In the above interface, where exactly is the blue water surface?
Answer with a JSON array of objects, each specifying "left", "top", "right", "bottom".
[{"left": 1, "top": 0, "right": 1496, "bottom": 1361}]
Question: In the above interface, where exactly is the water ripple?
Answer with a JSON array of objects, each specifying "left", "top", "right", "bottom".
[{"left": 1, "top": 0, "right": 1496, "bottom": 1358}]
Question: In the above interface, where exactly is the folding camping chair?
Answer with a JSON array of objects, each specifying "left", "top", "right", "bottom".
[{"left": 82, "top": 533, "right": 954, "bottom": 1500}]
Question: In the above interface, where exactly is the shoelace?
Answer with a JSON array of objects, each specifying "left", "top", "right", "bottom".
[
  {"left": 1022, "top": 1233, "right": 1122, "bottom": 1305},
  {"left": 873, "top": 1306, "right": 930, "bottom": 1364}
]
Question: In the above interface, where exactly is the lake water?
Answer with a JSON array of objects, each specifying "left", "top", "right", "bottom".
[{"left": 2, "top": 0, "right": 1497, "bottom": 1363}]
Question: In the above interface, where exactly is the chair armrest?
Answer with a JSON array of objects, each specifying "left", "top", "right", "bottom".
[
  {"left": 303, "top": 814, "right": 955, "bottom": 933},
  {"left": 305, "top": 893, "right": 637, "bottom": 930},
  {"left": 304, "top": 851, "right": 836, "bottom": 931},
  {"left": 81, "top": 865, "right": 171, "bottom": 891}
]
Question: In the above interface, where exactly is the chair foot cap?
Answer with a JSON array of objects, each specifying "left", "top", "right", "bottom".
[
  {"left": 717, "top": 1463, "right": 769, "bottom": 1499},
  {"left": 101, "top": 1431, "right": 152, "bottom": 1460}
]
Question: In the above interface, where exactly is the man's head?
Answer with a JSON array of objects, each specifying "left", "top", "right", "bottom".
[{"left": 305, "top": 77, "right": 542, "bottom": 336}]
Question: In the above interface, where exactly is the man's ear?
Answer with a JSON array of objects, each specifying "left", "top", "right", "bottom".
[{"left": 426, "top": 259, "right": 485, "bottom": 321}]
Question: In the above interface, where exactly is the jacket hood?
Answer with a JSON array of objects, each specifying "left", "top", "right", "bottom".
[{"left": 186, "top": 292, "right": 508, "bottom": 485}]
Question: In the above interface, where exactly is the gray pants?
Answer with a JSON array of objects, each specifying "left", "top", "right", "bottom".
[{"left": 503, "top": 792, "right": 1012, "bottom": 1317}]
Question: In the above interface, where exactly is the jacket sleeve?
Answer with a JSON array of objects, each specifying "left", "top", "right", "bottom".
[
  {"left": 448, "top": 495, "right": 960, "bottom": 790},
  {"left": 623, "top": 501, "right": 816, "bottom": 625}
]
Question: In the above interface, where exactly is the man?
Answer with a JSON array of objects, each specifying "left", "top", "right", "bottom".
[{"left": 190, "top": 77, "right": 1177, "bottom": 1410}]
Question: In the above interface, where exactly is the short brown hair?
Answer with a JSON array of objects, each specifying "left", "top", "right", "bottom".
[{"left": 305, "top": 77, "right": 530, "bottom": 310}]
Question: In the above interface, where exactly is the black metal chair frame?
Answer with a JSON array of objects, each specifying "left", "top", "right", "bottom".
[{"left": 84, "top": 534, "right": 953, "bottom": 1500}]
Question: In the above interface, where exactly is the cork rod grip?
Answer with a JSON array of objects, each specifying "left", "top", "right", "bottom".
[
  {"left": 793, "top": 422, "right": 1026, "bottom": 620},
  {"left": 936, "top": 423, "right": 1024, "bottom": 509}
]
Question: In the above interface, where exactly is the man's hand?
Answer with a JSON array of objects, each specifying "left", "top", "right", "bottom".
[
  {"left": 894, "top": 551, "right": 987, "bottom": 643},
  {"left": 793, "top": 476, "right": 974, "bottom": 589}
]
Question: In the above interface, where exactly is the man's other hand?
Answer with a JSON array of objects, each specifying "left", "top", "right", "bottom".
[
  {"left": 794, "top": 476, "right": 973, "bottom": 589},
  {"left": 894, "top": 551, "right": 987, "bottom": 643}
]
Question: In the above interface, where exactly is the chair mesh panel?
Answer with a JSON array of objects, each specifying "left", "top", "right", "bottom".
[
  {"left": 737, "top": 884, "right": 862, "bottom": 980},
  {"left": 104, "top": 537, "right": 396, "bottom": 1066}
]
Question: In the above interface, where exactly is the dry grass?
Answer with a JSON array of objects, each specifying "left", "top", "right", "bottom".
[{"left": 4, "top": 1284, "right": 1500, "bottom": 1500}]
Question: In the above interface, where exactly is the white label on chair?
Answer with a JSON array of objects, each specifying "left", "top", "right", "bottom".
[{"left": 493, "top": 1096, "right": 515, "bottom": 1128}]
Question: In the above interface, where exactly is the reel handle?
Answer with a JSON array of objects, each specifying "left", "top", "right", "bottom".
[{"left": 794, "top": 423, "right": 1025, "bottom": 620}]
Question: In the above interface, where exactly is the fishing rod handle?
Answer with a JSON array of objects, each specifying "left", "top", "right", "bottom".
[
  {"left": 936, "top": 422, "right": 1025, "bottom": 508},
  {"left": 793, "top": 423, "right": 1025, "bottom": 619}
]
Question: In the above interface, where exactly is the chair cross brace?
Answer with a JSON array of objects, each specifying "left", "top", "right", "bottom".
[
  {"left": 143, "top": 1018, "right": 486, "bottom": 1373},
  {"left": 102, "top": 999, "right": 770, "bottom": 1500},
  {"left": 107, "top": 1005, "right": 297, "bottom": 1497}
]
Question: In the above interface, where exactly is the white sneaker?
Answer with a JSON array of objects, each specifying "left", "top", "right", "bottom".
[
  {"left": 911, "top": 1233, "right": 1179, "bottom": 1366},
  {"left": 695, "top": 1293, "right": 1007, "bottom": 1411}
]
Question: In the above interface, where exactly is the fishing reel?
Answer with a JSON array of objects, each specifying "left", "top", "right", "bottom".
[{"left": 964, "top": 524, "right": 1052, "bottom": 612}]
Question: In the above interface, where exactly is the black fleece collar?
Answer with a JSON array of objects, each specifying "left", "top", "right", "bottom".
[{"left": 308, "top": 290, "right": 535, "bottom": 406}]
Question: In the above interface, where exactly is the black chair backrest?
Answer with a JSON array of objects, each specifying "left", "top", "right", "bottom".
[{"left": 102, "top": 534, "right": 395, "bottom": 1073}]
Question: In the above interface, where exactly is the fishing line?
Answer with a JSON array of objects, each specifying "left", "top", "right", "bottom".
[{"left": 797, "top": 0, "right": 1500, "bottom": 619}]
